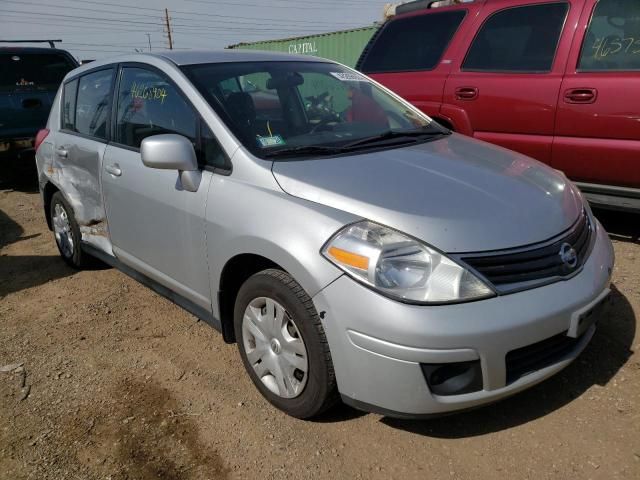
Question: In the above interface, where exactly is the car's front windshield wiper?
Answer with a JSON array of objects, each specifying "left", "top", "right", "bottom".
[
  {"left": 262, "top": 128, "right": 450, "bottom": 159},
  {"left": 262, "top": 145, "right": 347, "bottom": 159},
  {"left": 342, "top": 128, "right": 449, "bottom": 149}
]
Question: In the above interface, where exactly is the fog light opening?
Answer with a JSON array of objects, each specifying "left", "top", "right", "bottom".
[{"left": 421, "top": 360, "right": 483, "bottom": 396}]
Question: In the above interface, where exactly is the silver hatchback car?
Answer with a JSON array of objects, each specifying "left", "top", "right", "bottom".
[{"left": 36, "top": 50, "right": 614, "bottom": 419}]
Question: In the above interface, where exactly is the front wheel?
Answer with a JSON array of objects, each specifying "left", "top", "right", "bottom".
[{"left": 234, "top": 269, "right": 339, "bottom": 419}]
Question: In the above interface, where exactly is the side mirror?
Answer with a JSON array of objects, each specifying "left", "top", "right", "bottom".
[
  {"left": 140, "top": 134, "right": 201, "bottom": 192},
  {"left": 141, "top": 134, "right": 198, "bottom": 171}
]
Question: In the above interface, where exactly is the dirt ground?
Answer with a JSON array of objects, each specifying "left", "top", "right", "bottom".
[{"left": 1, "top": 173, "right": 639, "bottom": 480}]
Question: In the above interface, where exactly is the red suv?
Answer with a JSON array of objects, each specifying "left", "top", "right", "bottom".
[{"left": 358, "top": 0, "right": 640, "bottom": 211}]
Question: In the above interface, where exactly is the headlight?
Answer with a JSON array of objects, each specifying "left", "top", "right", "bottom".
[{"left": 322, "top": 221, "right": 495, "bottom": 304}]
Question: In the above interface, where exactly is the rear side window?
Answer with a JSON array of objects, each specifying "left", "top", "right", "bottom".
[
  {"left": 1, "top": 53, "right": 76, "bottom": 91},
  {"left": 75, "top": 69, "right": 113, "bottom": 140},
  {"left": 62, "top": 79, "right": 78, "bottom": 131},
  {"left": 578, "top": 0, "right": 640, "bottom": 71},
  {"left": 359, "top": 10, "right": 466, "bottom": 73},
  {"left": 115, "top": 67, "right": 197, "bottom": 149},
  {"left": 463, "top": 3, "right": 569, "bottom": 72}
]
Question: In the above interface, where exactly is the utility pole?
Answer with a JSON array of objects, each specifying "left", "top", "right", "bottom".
[
  {"left": 146, "top": 33, "right": 152, "bottom": 52},
  {"left": 163, "top": 8, "right": 173, "bottom": 50}
]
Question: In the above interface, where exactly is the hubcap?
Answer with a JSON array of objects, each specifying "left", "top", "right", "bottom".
[
  {"left": 52, "top": 203, "right": 74, "bottom": 258},
  {"left": 270, "top": 339, "right": 281, "bottom": 355},
  {"left": 242, "top": 297, "right": 308, "bottom": 399}
]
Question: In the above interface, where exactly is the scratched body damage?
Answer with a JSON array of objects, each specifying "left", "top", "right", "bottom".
[{"left": 36, "top": 88, "right": 113, "bottom": 255}]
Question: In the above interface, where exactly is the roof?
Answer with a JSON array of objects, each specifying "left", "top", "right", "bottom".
[
  {"left": 63, "top": 49, "right": 332, "bottom": 80},
  {"left": 0, "top": 46, "right": 73, "bottom": 55},
  {"left": 65, "top": 49, "right": 330, "bottom": 78},
  {"left": 152, "top": 49, "right": 328, "bottom": 65}
]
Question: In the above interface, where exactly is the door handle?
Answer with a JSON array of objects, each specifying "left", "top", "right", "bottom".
[
  {"left": 105, "top": 163, "right": 122, "bottom": 177},
  {"left": 564, "top": 88, "right": 597, "bottom": 104},
  {"left": 455, "top": 87, "right": 479, "bottom": 101},
  {"left": 55, "top": 147, "right": 68, "bottom": 158}
]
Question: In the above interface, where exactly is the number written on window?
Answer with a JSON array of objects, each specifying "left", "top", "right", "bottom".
[
  {"left": 115, "top": 67, "right": 196, "bottom": 149},
  {"left": 579, "top": 0, "right": 640, "bottom": 71},
  {"left": 591, "top": 36, "right": 640, "bottom": 59}
]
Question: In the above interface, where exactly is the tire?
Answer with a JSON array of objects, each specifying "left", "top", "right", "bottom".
[
  {"left": 234, "top": 269, "right": 339, "bottom": 419},
  {"left": 50, "top": 191, "right": 91, "bottom": 268}
]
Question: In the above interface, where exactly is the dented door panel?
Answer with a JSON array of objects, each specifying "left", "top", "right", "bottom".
[{"left": 42, "top": 130, "right": 112, "bottom": 254}]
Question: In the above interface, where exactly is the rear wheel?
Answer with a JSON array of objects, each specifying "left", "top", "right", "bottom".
[
  {"left": 50, "top": 192, "right": 91, "bottom": 268},
  {"left": 234, "top": 269, "right": 339, "bottom": 418}
]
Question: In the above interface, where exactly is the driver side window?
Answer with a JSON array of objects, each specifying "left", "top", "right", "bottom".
[{"left": 115, "top": 67, "right": 197, "bottom": 149}]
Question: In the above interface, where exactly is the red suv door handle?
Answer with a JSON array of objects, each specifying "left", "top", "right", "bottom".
[
  {"left": 455, "top": 87, "right": 479, "bottom": 101},
  {"left": 564, "top": 88, "right": 597, "bottom": 104}
]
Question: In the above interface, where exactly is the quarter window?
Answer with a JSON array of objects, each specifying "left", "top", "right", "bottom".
[
  {"left": 578, "top": 0, "right": 640, "bottom": 71},
  {"left": 201, "top": 123, "right": 229, "bottom": 169},
  {"left": 61, "top": 79, "right": 77, "bottom": 131},
  {"left": 463, "top": 3, "right": 569, "bottom": 72},
  {"left": 75, "top": 69, "right": 113, "bottom": 140},
  {"left": 115, "top": 67, "right": 197, "bottom": 149},
  {"left": 359, "top": 10, "right": 466, "bottom": 73}
]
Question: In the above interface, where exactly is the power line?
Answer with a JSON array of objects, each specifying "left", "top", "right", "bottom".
[
  {"left": 11, "top": 0, "right": 366, "bottom": 27},
  {"left": 62, "top": 47, "right": 133, "bottom": 53},
  {"left": 41, "top": 0, "right": 370, "bottom": 27},
  {"left": 0, "top": 0, "right": 380, "bottom": 52},
  {"left": 168, "top": 9, "right": 361, "bottom": 27},
  {"left": 2, "top": 10, "right": 347, "bottom": 34},
  {"left": 2, "top": 9, "right": 165, "bottom": 27},
  {"left": 184, "top": 0, "right": 377, "bottom": 5},
  {"left": 167, "top": 14, "right": 351, "bottom": 29},
  {"left": 0, "top": 15, "right": 165, "bottom": 33},
  {"left": 62, "top": 42, "right": 162, "bottom": 48},
  {"left": 183, "top": 0, "right": 370, "bottom": 10},
  {"left": 2, "top": 0, "right": 165, "bottom": 21}
]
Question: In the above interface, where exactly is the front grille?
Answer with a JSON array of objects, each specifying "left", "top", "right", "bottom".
[
  {"left": 505, "top": 332, "right": 580, "bottom": 384},
  {"left": 461, "top": 211, "right": 592, "bottom": 289}
]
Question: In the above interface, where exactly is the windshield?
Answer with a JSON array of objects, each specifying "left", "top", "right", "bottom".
[
  {"left": 1, "top": 53, "right": 76, "bottom": 92},
  {"left": 182, "top": 61, "right": 446, "bottom": 159}
]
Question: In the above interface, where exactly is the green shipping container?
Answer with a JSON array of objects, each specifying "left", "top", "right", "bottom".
[{"left": 227, "top": 26, "right": 378, "bottom": 68}]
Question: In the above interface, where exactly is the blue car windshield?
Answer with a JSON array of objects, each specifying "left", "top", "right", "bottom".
[{"left": 182, "top": 61, "right": 445, "bottom": 158}]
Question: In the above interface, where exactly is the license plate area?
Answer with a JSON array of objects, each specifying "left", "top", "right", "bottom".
[{"left": 568, "top": 289, "right": 610, "bottom": 338}]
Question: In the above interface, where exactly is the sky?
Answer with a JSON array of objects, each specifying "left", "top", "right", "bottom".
[{"left": 0, "top": 0, "right": 384, "bottom": 61}]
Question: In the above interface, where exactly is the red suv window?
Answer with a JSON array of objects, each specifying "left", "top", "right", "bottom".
[
  {"left": 463, "top": 2, "right": 569, "bottom": 73},
  {"left": 579, "top": 0, "right": 640, "bottom": 71},
  {"left": 359, "top": 10, "right": 466, "bottom": 73}
]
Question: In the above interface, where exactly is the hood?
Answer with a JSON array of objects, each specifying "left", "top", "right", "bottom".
[{"left": 271, "top": 134, "right": 583, "bottom": 253}]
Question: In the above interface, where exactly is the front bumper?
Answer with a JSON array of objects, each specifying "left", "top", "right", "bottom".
[{"left": 312, "top": 220, "right": 614, "bottom": 417}]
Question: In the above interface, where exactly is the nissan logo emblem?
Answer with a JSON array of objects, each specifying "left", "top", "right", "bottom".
[{"left": 559, "top": 242, "right": 578, "bottom": 269}]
